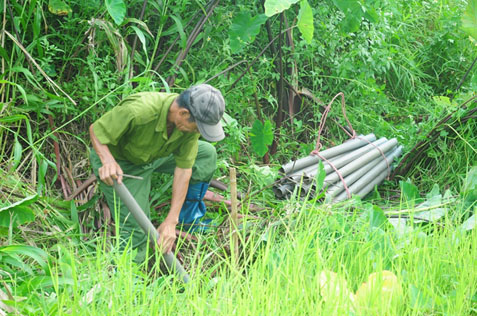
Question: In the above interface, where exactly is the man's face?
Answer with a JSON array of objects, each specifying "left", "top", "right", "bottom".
[{"left": 176, "top": 110, "right": 199, "bottom": 133}]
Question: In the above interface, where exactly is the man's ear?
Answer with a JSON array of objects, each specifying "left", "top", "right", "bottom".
[{"left": 179, "top": 108, "right": 190, "bottom": 117}]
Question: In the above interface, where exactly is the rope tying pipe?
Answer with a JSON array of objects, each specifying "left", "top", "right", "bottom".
[{"left": 311, "top": 92, "right": 392, "bottom": 198}]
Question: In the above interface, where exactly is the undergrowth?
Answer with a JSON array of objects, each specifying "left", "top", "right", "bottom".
[{"left": 1, "top": 0, "right": 477, "bottom": 314}]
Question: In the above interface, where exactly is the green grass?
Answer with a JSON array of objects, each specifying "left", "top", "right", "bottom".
[{"left": 3, "top": 197, "right": 476, "bottom": 315}]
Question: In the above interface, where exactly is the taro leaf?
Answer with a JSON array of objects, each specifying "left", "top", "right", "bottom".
[
  {"left": 297, "top": 0, "right": 314, "bottom": 44},
  {"left": 368, "top": 227, "right": 394, "bottom": 269},
  {"left": 250, "top": 165, "right": 277, "bottom": 187},
  {"left": 105, "top": 0, "right": 126, "bottom": 25},
  {"left": 362, "top": 204, "right": 389, "bottom": 229},
  {"left": 332, "top": 0, "right": 364, "bottom": 33},
  {"left": 400, "top": 180, "right": 419, "bottom": 204},
  {"left": 462, "top": 0, "right": 477, "bottom": 40},
  {"left": 264, "top": 0, "right": 300, "bottom": 17},
  {"left": 250, "top": 119, "right": 274, "bottom": 157},
  {"left": 413, "top": 185, "right": 452, "bottom": 223},
  {"left": 425, "top": 183, "right": 441, "bottom": 200},
  {"left": 388, "top": 217, "right": 413, "bottom": 238},
  {"left": 414, "top": 208, "right": 447, "bottom": 223},
  {"left": 462, "top": 166, "right": 477, "bottom": 210},
  {"left": 363, "top": 6, "right": 379, "bottom": 23},
  {"left": 48, "top": 0, "right": 72, "bottom": 16},
  {"left": 461, "top": 214, "right": 476, "bottom": 231},
  {"left": 229, "top": 12, "right": 268, "bottom": 54}
]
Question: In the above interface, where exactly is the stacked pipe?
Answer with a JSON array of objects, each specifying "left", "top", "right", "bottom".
[{"left": 274, "top": 134, "right": 402, "bottom": 202}]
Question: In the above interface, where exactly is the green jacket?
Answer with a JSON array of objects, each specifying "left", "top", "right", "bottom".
[{"left": 93, "top": 92, "right": 200, "bottom": 168}]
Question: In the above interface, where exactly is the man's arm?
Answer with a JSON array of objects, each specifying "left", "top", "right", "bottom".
[
  {"left": 89, "top": 124, "right": 123, "bottom": 186},
  {"left": 157, "top": 166, "right": 192, "bottom": 253}
]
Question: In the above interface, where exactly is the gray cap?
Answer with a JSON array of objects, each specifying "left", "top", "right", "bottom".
[{"left": 187, "top": 84, "right": 225, "bottom": 142}]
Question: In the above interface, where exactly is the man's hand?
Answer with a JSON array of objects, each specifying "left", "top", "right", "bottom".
[
  {"left": 98, "top": 161, "right": 123, "bottom": 186},
  {"left": 157, "top": 218, "right": 178, "bottom": 254},
  {"left": 90, "top": 124, "right": 124, "bottom": 186}
]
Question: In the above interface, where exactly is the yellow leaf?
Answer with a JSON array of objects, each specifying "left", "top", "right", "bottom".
[
  {"left": 354, "top": 270, "right": 403, "bottom": 315},
  {"left": 318, "top": 270, "right": 354, "bottom": 303},
  {"left": 48, "top": 0, "right": 72, "bottom": 16}
]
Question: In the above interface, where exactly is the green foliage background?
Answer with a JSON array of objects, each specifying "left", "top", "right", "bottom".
[{"left": 0, "top": 0, "right": 476, "bottom": 314}]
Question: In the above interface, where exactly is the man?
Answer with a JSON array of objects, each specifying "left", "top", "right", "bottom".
[{"left": 89, "top": 84, "right": 225, "bottom": 262}]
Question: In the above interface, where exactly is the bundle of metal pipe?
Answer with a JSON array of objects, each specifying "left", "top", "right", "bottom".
[{"left": 274, "top": 134, "right": 402, "bottom": 202}]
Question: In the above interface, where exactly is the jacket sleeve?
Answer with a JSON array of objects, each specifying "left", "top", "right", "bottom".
[{"left": 92, "top": 105, "right": 134, "bottom": 146}]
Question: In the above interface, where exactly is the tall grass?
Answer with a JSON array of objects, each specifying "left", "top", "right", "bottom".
[{"left": 5, "top": 198, "right": 475, "bottom": 315}]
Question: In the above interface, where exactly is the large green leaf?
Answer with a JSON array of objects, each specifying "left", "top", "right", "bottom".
[
  {"left": 0, "top": 194, "right": 38, "bottom": 212},
  {"left": 400, "top": 180, "right": 419, "bottom": 204},
  {"left": 48, "top": 0, "right": 72, "bottom": 16},
  {"left": 297, "top": 0, "right": 314, "bottom": 44},
  {"left": 462, "top": 0, "right": 477, "bottom": 40},
  {"left": 461, "top": 214, "right": 476, "bottom": 231},
  {"left": 12, "top": 134, "right": 22, "bottom": 170},
  {"left": 264, "top": 0, "right": 300, "bottom": 17},
  {"left": 332, "top": 0, "right": 364, "bottom": 33},
  {"left": 0, "top": 245, "right": 48, "bottom": 270},
  {"left": 130, "top": 26, "right": 149, "bottom": 62},
  {"left": 171, "top": 15, "right": 187, "bottom": 49},
  {"left": 0, "top": 195, "right": 38, "bottom": 227},
  {"left": 250, "top": 119, "right": 274, "bottom": 157},
  {"left": 229, "top": 12, "right": 268, "bottom": 54},
  {"left": 0, "top": 205, "right": 35, "bottom": 227},
  {"left": 362, "top": 204, "right": 389, "bottom": 229},
  {"left": 105, "top": 0, "right": 126, "bottom": 25},
  {"left": 462, "top": 166, "right": 477, "bottom": 209}
]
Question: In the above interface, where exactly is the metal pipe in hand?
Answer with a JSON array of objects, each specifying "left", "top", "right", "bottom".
[{"left": 113, "top": 181, "right": 190, "bottom": 283}]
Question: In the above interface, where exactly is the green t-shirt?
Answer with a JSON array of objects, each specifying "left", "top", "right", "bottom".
[{"left": 92, "top": 92, "right": 200, "bottom": 168}]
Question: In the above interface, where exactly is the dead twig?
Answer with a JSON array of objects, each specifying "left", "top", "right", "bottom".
[{"left": 66, "top": 174, "right": 96, "bottom": 201}]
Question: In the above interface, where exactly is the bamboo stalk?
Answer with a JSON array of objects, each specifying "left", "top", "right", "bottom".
[{"left": 229, "top": 167, "right": 239, "bottom": 266}]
